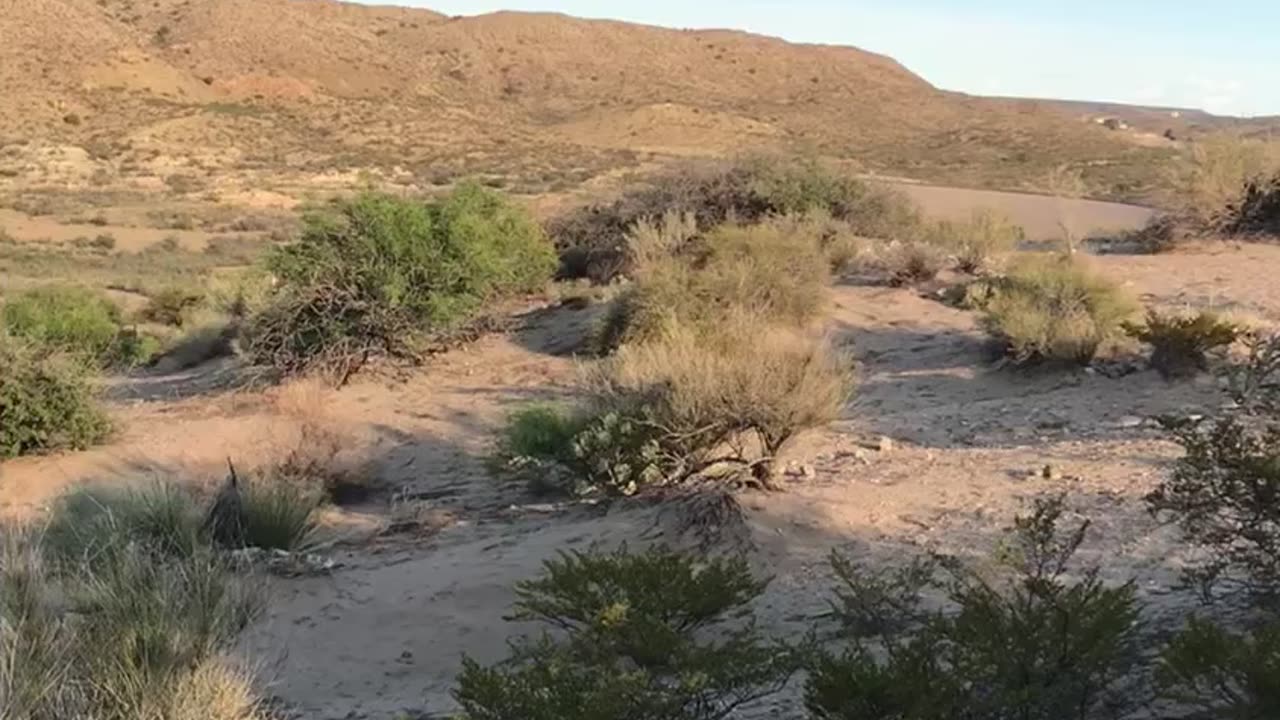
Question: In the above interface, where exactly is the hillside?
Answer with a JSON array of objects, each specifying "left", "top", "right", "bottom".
[{"left": 0, "top": 0, "right": 1195, "bottom": 199}]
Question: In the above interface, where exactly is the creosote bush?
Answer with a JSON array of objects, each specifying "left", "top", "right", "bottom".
[
  {"left": 980, "top": 255, "right": 1139, "bottom": 365},
  {"left": 2, "top": 284, "right": 152, "bottom": 367},
  {"left": 454, "top": 545, "right": 801, "bottom": 720},
  {"left": 1156, "top": 615, "right": 1280, "bottom": 718},
  {"left": 1146, "top": 416, "right": 1280, "bottom": 602},
  {"left": 244, "top": 184, "right": 557, "bottom": 379},
  {"left": 550, "top": 155, "right": 921, "bottom": 282},
  {"left": 0, "top": 337, "right": 111, "bottom": 458},
  {"left": 810, "top": 496, "right": 1143, "bottom": 720},
  {"left": 1124, "top": 309, "right": 1240, "bottom": 379}
]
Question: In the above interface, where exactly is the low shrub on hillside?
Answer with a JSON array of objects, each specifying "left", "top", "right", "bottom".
[
  {"left": 243, "top": 184, "right": 557, "bottom": 379},
  {"left": 0, "top": 338, "right": 111, "bottom": 458},
  {"left": 980, "top": 255, "right": 1139, "bottom": 365},
  {"left": 883, "top": 238, "right": 948, "bottom": 286},
  {"left": 1146, "top": 416, "right": 1280, "bottom": 601},
  {"left": 454, "top": 545, "right": 801, "bottom": 720},
  {"left": 594, "top": 220, "right": 830, "bottom": 353},
  {"left": 549, "top": 155, "right": 921, "bottom": 282},
  {"left": 2, "top": 284, "right": 151, "bottom": 367},
  {"left": 809, "top": 496, "right": 1143, "bottom": 720},
  {"left": 1124, "top": 309, "right": 1240, "bottom": 379}
]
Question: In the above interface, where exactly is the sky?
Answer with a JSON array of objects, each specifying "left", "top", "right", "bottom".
[{"left": 358, "top": 0, "right": 1280, "bottom": 117}]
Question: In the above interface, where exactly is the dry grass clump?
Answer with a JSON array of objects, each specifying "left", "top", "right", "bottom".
[
  {"left": 980, "top": 255, "right": 1139, "bottom": 365},
  {"left": 594, "top": 219, "right": 830, "bottom": 353},
  {"left": 927, "top": 207, "right": 1025, "bottom": 273},
  {"left": 0, "top": 523, "right": 266, "bottom": 720},
  {"left": 499, "top": 317, "right": 853, "bottom": 495},
  {"left": 549, "top": 155, "right": 921, "bottom": 282},
  {"left": 1124, "top": 309, "right": 1241, "bottom": 379},
  {"left": 1141, "top": 134, "right": 1280, "bottom": 249}
]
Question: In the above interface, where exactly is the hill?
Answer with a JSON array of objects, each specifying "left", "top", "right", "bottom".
[{"left": 0, "top": 0, "right": 1225, "bottom": 200}]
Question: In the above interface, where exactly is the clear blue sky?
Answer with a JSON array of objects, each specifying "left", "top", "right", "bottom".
[{"left": 359, "top": 0, "right": 1279, "bottom": 117}]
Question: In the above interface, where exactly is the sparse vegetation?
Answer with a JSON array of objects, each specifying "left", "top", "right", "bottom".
[
  {"left": 244, "top": 184, "right": 556, "bottom": 379},
  {"left": 454, "top": 545, "right": 801, "bottom": 720},
  {"left": 1157, "top": 615, "right": 1280, "bottom": 717},
  {"left": 140, "top": 287, "right": 206, "bottom": 327},
  {"left": 550, "top": 156, "right": 921, "bottom": 282},
  {"left": 929, "top": 207, "right": 1025, "bottom": 273},
  {"left": 1124, "top": 309, "right": 1240, "bottom": 379},
  {"left": 980, "top": 255, "right": 1139, "bottom": 365},
  {"left": 0, "top": 337, "right": 111, "bottom": 458}
]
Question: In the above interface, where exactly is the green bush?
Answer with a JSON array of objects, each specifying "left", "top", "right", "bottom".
[
  {"left": 1146, "top": 416, "right": 1280, "bottom": 601},
  {"left": 0, "top": 338, "right": 111, "bottom": 458},
  {"left": 980, "top": 255, "right": 1139, "bottom": 365},
  {"left": 454, "top": 545, "right": 801, "bottom": 720},
  {"left": 1156, "top": 616, "right": 1280, "bottom": 717},
  {"left": 244, "top": 185, "right": 557, "bottom": 378},
  {"left": 595, "top": 221, "right": 830, "bottom": 353},
  {"left": 234, "top": 477, "right": 322, "bottom": 551},
  {"left": 811, "top": 496, "right": 1143, "bottom": 720},
  {"left": 1124, "top": 309, "right": 1240, "bottom": 379},
  {"left": 549, "top": 155, "right": 921, "bottom": 282},
  {"left": 1, "top": 285, "right": 147, "bottom": 367}
]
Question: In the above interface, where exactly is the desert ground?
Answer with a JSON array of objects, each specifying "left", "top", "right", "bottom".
[
  {"left": 4, "top": 181, "right": 1277, "bottom": 717},
  {"left": 8, "top": 2, "right": 1280, "bottom": 719}
]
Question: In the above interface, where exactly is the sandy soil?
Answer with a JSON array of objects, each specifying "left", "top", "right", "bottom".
[{"left": 4, "top": 188, "right": 1277, "bottom": 718}]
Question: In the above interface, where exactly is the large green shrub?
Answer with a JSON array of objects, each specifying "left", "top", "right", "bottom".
[
  {"left": 244, "top": 185, "right": 557, "bottom": 377},
  {"left": 2, "top": 285, "right": 149, "bottom": 367},
  {"left": 0, "top": 338, "right": 111, "bottom": 458},
  {"left": 810, "top": 496, "right": 1143, "bottom": 720},
  {"left": 550, "top": 156, "right": 921, "bottom": 282},
  {"left": 981, "top": 255, "right": 1139, "bottom": 365},
  {"left": 454, "top": 545, "right": 801, "bottom": 720}
]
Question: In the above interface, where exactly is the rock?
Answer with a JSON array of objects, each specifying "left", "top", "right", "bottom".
[
  {"left": 1041, "top": 464, "right": 1061, "bottom": 480},
  {"left": 1114, "top": 415, "right": 1144, "bottom": 429},
  {"left": 877, "top": 436, "right": 895, "bottom": 453}
]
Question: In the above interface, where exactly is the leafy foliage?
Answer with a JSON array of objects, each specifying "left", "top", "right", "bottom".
[
  {"left": 980, "top": 255, "right": 1139, "bottom": 365},
  {"left": 1146, "top": 416, "right": 1280, "bottom": 601},
  {"left": 2, "top": 285, "right": 151, "bottom": 367},
  {"left": 454, "top": 545, "right": 800, "bottom": 720},
  {"left": 244, "top": 185, "right": 557, "bottom": 379},
  {"left": 1124, "top": 309, "right": 1240, "bottom": 379},
  {"left": 811, "top": 496, "right": 1143, "bottom": 720},
  {"left": 0, "top": 338, "right": 111, "bottom": 458},
  {"left": 1156, "top": 616, "right": 1280, "bottom": 718}
]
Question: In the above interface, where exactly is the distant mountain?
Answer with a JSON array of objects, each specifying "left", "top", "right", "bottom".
[{"left": 0, "top": 0, "right": 1240, "bottom": 199}]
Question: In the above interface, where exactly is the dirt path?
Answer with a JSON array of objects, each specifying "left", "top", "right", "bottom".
[{"left": 889, "top": 181, "right": 1155, "bottom": 240}]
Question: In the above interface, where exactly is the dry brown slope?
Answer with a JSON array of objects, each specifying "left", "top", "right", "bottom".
[{"left": 2, "top": 0, "right": 1174, "bottom": 196}]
